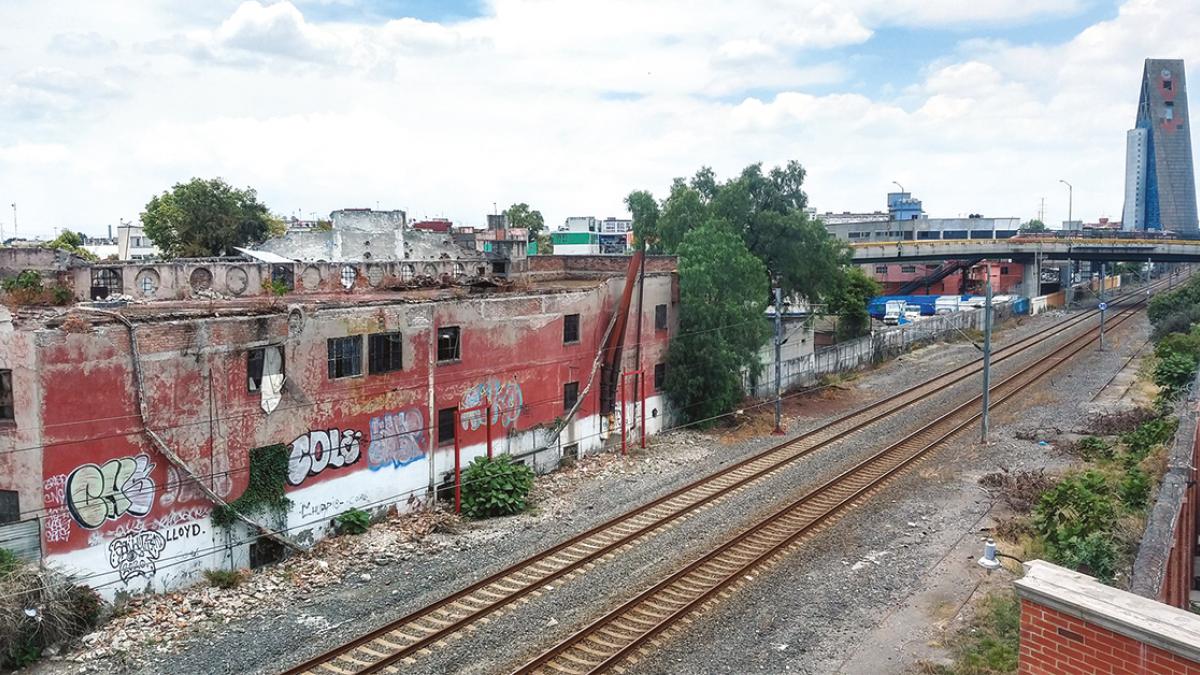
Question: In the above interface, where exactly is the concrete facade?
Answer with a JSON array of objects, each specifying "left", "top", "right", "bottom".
[
  {"left": 825, "top": 216, "right": 1021, "bottom": 242},
  {"left": 1124, "top": 59, "right": 1199, "bottom": 233},
  {"left": 0, "top": 257, "right": 677, "bottom": 598},
  {"left": 1123, "top": 128, "right": 1149, "bottom": 231}
]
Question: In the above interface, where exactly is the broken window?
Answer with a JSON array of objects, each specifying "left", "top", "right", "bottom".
[
  {"left": 0, "top": 489, "right": 17, "bottom": 524},
  {"left": 437, "top": 326, "right": 461, "bottom": 362},
  {"left": 368, "top": 332, "right": 403, "bottom": 374},
  {"left": 0, "top": 369, "right": 12, "bottom": 421},
  {"left": 340, "top": 265, "right": 357, "bottom": 289},
  {"left": 654, "top": 304, "right": 667, "bottom": 331},
  {"left": 247, "top": 347, "right": 285, "bottom": 392},
  {"left": 654, "top": 363, "right": 666, "bottom": 391},
  {"left": 453, "top": 262, "right": 466, "bottom": 279},
  {"left": 438, "top": 407, "right": 456, "bottom": 446},
  {"left": 327, "top": 336, "right": 363, "bottom": 379},
  {"left": 563, "top": 381, "right": 579, "bottom": 411},
  {"left": 563, "top": 314, "right": 580, "bottom": 344}
]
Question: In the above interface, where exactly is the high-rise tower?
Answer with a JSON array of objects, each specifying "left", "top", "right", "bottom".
[{"left": 1122, "top": 59, "right": 1198, "bottom": 234}]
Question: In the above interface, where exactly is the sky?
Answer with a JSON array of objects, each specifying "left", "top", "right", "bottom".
[{"left": 1, "top": 0, "right": 1198, "bottom": 238}]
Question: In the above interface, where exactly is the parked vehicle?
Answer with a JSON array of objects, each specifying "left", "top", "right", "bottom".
[{"left": 882, "top": 300, "right": 906, "bottom": 325}]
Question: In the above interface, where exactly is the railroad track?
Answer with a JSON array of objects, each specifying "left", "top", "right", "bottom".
[
  {"left": 512, "top": 289, "right": 1152, "bottom": 675},
  {"left": 282, "top": 279, "right": 1168, "bottom": 675}
]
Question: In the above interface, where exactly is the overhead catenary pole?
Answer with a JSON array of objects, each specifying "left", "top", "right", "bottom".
[
  {"left": 1059, "top": 179, "right": 1072, "bottom": 229},
  {"left": 773, "top": 287, "right": 783, "bottom": 435},
  {"left": 981, "top": 278, "right": 993, "bottom": 443},
  {"left": 1099, "top": 261, "right": 1107, "bottom": 352}
]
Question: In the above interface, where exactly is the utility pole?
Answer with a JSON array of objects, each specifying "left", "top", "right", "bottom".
[
  {"left": 1059, "top": 179, "right": 1072, "bottom": 229},
  {"left": 9, "top": 203, "right": 15, "bottom": 238},
  {"left": 981, "top": 279, "right": 993, "bottom": 443},
  {"left": 1039, "top": 197, "right": 1045, "bottom": 224},
  {"left": 773, "top": 287, "right": 784, "bottom": 435},
  {"left": 1099, "top": 262, "right": 1107, "bottom": 352}
]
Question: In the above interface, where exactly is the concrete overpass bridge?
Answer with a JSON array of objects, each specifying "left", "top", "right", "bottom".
[{"left": 850, "top": 237, "right": 1200, "bottom": 296}]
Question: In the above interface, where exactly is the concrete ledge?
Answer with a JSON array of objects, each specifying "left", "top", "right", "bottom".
[{"left": 1016, "top": 560, "right": 1200, "bottom": 663}]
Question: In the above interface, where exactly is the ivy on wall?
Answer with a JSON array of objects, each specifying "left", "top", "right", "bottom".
[{"left": 212, "top": 444, "right": 292, "bottom": 528}]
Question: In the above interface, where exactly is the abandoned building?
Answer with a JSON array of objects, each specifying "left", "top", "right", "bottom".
[{"left": 0, "top": 242, "right": 677, "bottom": 598}]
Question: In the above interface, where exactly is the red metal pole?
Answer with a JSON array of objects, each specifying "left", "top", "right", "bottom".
[
  {"left": 640, "top": 370, "right": 646, "bottom": 449},
  {"left": 453, "top": 410, "right": 462, "bottom": 515},
  {"left": 620, "top": 373, "right": 627, "bottom": 456},
  {"left": 485, "top": 402, "right": 493, "bottom": 459}
]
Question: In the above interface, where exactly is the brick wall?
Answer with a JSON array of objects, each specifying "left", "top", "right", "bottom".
[
  {"left": 1020, "top": 600, "right": 1200, "bottom": 674},
  {"left": 1016, "top": 561, "right": 1200, "bottom": 675}
]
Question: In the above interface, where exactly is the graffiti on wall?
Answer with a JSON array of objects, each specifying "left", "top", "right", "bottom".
[
  {"left": 64, "top": 454, "right": 156, "bottom": 530},
  {"left": 367, "top": 408, "right": 426, "bottom": 470},
  {"left": 459, "top": 377, "right": 524, "bottom": 431},
  {"left": 43, "top": 474, "right": 72, "bottom": 543},
  {"left": 160, "top": 465, "right": 207, "bottom": 508},
  {"left": 108, "top": 530, "right": 166, "bottom": 583},
  {"left": 287, "top": 429, "right": 362, "bottom": 486}
]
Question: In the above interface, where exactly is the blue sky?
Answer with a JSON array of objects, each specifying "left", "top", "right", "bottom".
[{"left": 0, "top": 0, "right": 1197, "bottom": 235}]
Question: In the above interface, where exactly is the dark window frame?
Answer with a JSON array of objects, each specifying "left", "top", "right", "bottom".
[
  {"left": 563, "top": 381, "right": 580, "bottom": 411},
  {"left": 900, "top": 265, "right": 916, "bottom": 273},
  {"left": 874, "top": 265, "right": 888, "bottom": 274},
  {"left": 563, "top": 314, "right": 581, "bottom": 344},
  {"left": 368, "top": 331, "right": 404, "bottom": 374},
  {"left": 437, "top": 406, "right": 457, "bottom": 446},
  {"left": 654, "top": 363, "right": 666, "bottom": 391},
  {"left": 0, "top": 369, "right": 12, "bottom": 422},
  {"left": 654, "top": 304, "right": 668, "bottom": 331},
  {"left": 437, "top": 326, "right": 461, "bottom": 363},
  {"left": 327, "top": 336, "right": 363, "bottom": 379},
  {"left": 247, "top": 347, "right": 286, "bottom": 392}
]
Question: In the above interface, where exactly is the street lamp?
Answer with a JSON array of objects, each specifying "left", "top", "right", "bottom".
[
  {"left": 1058, "top": 179, "right": 1073, "bottom": 230},
  {"left": 891, "top": 181, "right": 905, "bottom": 194}
]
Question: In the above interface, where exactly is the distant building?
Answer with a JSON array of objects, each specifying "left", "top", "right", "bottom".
[
  {"left": 1122, "top": 59, "right": 1198, "bottom": 233},
  {"left": 821, "top": 192, "right": 1019, "bottom": 242},
  {"left": 1083, "top": 217, "right": 1122, "bottom": 230},
  {"left": 117, "top": 224, "right": 159, "bottom": 261},
  {"left": 552, "top": 216, "right": 632, "bottom": 255},
  {"left": 411, "top": 219, "right": 453, "bottom": 233}
]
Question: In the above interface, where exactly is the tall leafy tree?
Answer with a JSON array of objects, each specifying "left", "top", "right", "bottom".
[
  {"left": 504, "top": 203, "right": 545, "bottom": 236},
  {"left": 141, "top": 178, "right": 273, "bottom": 258},
  {"left": 1020, "top": 219, "right": 1048, "bottom": 232},
  {"left": 624, "top": 190, "right": 659, "bottom": 250},
  {"left": 46, "top": 230, "right": 98, "bottom": 260},
  {"left": 664, "top": 221, "right": 770, "bottom": 424},
  {"left": 827, "top": 267, "right": 882, "bottom": 340},
  {"left": 638, "top": 161, "right": 849, "bottom": 302}
]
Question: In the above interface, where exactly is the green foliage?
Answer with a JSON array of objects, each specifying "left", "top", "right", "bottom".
[
  {"left": 262, "top": 278, "right": 290, "bottom": 296},
  {"left": 2, "top": 270, "right": 42, "bottom": 293},
  {"left": 1119, "top": 466, "right": 1151, "bottom": 510},
  {"left": 624, "top": 190, "right": 659, "bottom": 250},
  {"left": 46, "top": 230, "right": 98, "bottom": 261},
  {"left": 827, "top": 267, "right": 881, "bottom": 340},
  {"left": 504, "top": 203, "right": 545, "bottom": 236},
  {"left": 1155, "top": 329, "right": 1200, "bottom": 365},
  {"left": 1121, "top": 416, "right": 1177, "bottom": 461},
  {"left": 1053, "top": 532, "right": 1120, "bottom": 585},
  {"left": 1154, "top": 352, "right": 1198, "bottom": 398},
  {"left": 1032, "top": 470, "right": 1118, "bottom": 553},
  {"left": 212, "top": 444, "right": 292, "bottom": 527},
  {"left": 141, "top": 177, "right": 273, "bottom": 258},
  {"left": 334, "top": 507, "right": 371, "bottom": 535},
  {"left": 1019, "top": 219, "right": 1048, "bottom": 233},
  {"left": 0, "top": 548, "right": 18, "bottom": 575},
  {"left": 664, "top": 221, "right": 770, "bottom": 424},
  {"left": 461, "top": 454, "right": 535, "bottom": 518},
  {"left": 1148, "top": 274, "right": 1200, "bottom": 338},
  {"left": 203, "top": 569, "right": 245, "bottom": 589},
  {"left": 932, "top": 592, "right": 1020, "bottom": 675},
  {"left": 1075, "top": 436, "right": 1113, "bottom": 461},
  {"left": 630, "top": 161, "right": 850, "bottom": 302}
]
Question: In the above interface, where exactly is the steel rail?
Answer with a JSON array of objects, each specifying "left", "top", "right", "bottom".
[
  {"left": 281, "top": 278, "right": 1169, "bottom": 675},
  {"left": 512, "top": 298, "right": 1148, "bottom": 675}
]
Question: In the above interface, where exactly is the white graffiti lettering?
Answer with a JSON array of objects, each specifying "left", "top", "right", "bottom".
[
  {"left": 367, "top": 408, "right": 426, "bottom": 470},
  {"left": 108, "top": 530, "right": 166, "bottom": 583},
  {"left": 460, "top": 378, "right": 524, "bottom": 431},
  {"left": 287, "top": 429, "right": 362, "bottom": 486},
  {"left": 65, "top": 454, "right": 156, "bottom": 529}
]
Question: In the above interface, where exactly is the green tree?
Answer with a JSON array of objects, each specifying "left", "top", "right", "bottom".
[
  {"left": 664, "top": 221, "right": 770, "bottom": 424},
  {"left": 827, "top": 267, "right": 882, "bottom": 340},
  {"left": 1020, "top": 219, "right": 1048, "bottom": 233},
  {"left": 624, "top": 190, "right": 659, "bottom": 250},
  {"left": 46, "top": 230, "right": 97, "bottom": 261},
  {"left": 141, "top": 178, "right": 273, "bottom": 258},
  {"left": 504, "top": 203, "right": 545, "bottom": 237},
  {"left": 637, "top": 162, "right": 848, "bottom": 302}
]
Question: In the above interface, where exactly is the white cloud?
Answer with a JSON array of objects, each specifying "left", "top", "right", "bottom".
[{"left": 0, "top": 0, "right": 1197, "bottom": 236}]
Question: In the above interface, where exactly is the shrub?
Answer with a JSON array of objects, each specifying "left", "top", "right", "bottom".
[
  {"left": 0, "top": 548, "right": 18, "bottom": 575},
  {"left": 334, "top": 507, "right": 371, "bottom": 535},
  {"left": 1122, "top": 417, "right": 1178, "bottom": 462},
  {"left": 461, "top": 454, "right": 535, "bottom": 518},
  {"left": 1155, "top": 330, "right": 1200, "bottom": 365},
  {"left": 203, "top": 569, "right": 245, "bottom": 589},
  {"left": 1074, "top": 436, "right": 1113, "bottom": 461},
  {"left": 933, "top": 592, "right": 1020, "bottom": 675},
  {"left": 1154, "top": 353, "right": 1197, "bottom": 398},
  {"left": 1119, "top": 467, "right": 1151, "bottom": 511},
  {"left": 1, "top": 565, "right": 102, "bottom": 669},
  {"left": 1053, "top": 531, "right": 1120, "bottom": 584},
  {"left": 1032, "top": 470, "right": 1118, "bottom": 552},
  {"left": 212, "top": 444, "right": 292, "bottom": 527}
]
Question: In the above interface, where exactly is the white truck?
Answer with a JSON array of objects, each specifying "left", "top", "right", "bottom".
[{"left": 883, "top": 300, "right": 907, "bottom": 325}]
